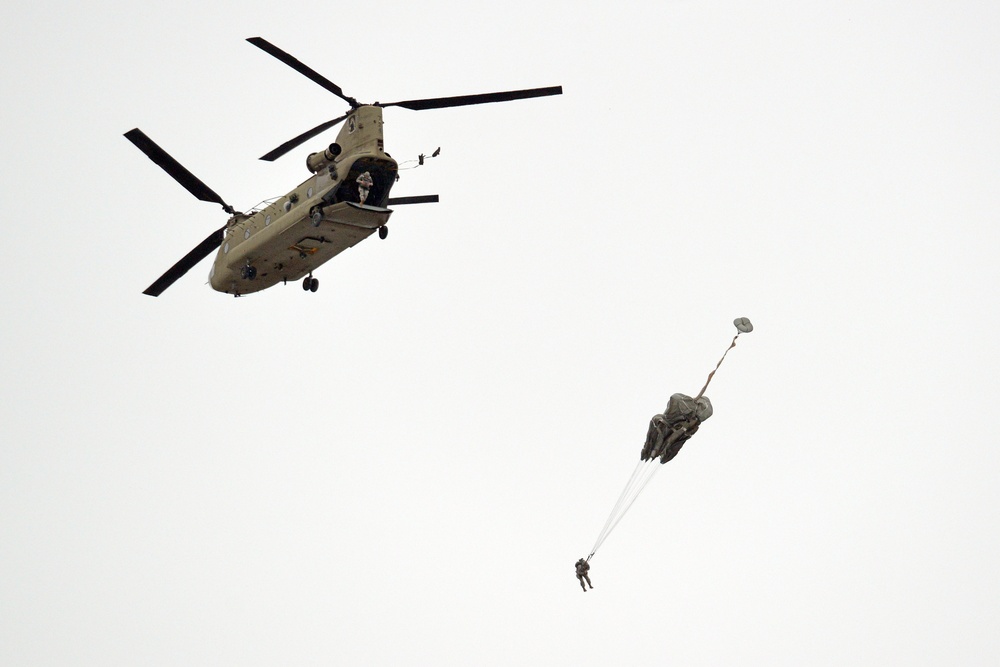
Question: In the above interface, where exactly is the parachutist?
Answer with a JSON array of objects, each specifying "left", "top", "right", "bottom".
[
  {"left": 575, "top": 558, "right": 593, "bottom": 592},
  {"left": 586, "top": 319, "right": 753, "bottom": 561}
]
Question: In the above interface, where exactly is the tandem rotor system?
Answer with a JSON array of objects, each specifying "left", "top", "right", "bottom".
[
  {"left": 125, "top": 37, "right": 562, "bottom": 297},
  {"left": 246, "top": 37, "right": 563, "bottom": 162}
]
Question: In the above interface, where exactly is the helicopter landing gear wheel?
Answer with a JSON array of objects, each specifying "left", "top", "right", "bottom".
[
  {"left": 241, "top": 265, "right": 257, "bottom": 280},
  {"left": 302, "top": 276, "right": 319, "bottom": 292},
  {"left": 378, "top": 225, "right": 388, "bottom": 240},
  {"left": 310, "top": 206, "right": 324, "bottom": 227}
]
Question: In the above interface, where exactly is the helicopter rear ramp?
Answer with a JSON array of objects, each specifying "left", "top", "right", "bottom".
[{"left": 318, "top": 201, "right": 392, "bottom": 229}]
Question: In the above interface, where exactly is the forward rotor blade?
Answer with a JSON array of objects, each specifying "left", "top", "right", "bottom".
[
  {"left": 247, "top": 37, "right": 358, "bottom": 107},
  {"left": 259, "top": 112, "right": 350, "bottom": 161},
  {"left": 387, "top": 195, "right": 440, "bottom": 205},
  {"left": 143, "top": 226, "right": 226, "bottom": 297},
  {"left": 124, "top": 129, "right": 234, "bottom": 214},
  {"left": 381, "top": 86, "right": 562, "bottom": 111}
]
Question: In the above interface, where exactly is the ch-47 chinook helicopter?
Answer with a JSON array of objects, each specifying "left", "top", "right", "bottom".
[{"left": 126, "top": 37, "right": 562, "bottom": 297}]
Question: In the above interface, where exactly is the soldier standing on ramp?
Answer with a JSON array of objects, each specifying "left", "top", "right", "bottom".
[{"left": 356, "top": 170, "right": 374, "bottom": 205}]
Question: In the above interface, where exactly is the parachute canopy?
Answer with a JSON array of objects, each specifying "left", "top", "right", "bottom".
[
  {"left": 640, "top": 393, "right": 713, "bottom": 464},
  {"left": 666, "top": 392, "right": 714, "bottom": 422}
]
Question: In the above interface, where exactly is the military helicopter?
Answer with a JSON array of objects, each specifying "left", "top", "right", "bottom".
[{"left": 127, "top": 37, "right": 562, "bottom": 297}]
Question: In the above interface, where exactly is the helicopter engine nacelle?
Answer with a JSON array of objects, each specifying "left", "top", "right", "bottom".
[{"left": 306, "top": 143, "right": 342, "bottom": 174}]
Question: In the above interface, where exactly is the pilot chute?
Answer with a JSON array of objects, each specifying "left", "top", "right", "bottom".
[{"left": 585, "top": 318, "right": 753, "bottom": 563}]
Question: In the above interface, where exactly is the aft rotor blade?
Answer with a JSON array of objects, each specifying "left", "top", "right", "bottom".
[
  {"left": 387, "top": 195, "right": 440, "bottom": 205},
  {"left": 143, "top": 226, "right": 226, "bottom": 297},
  {"left": 247, "top": 37, "right": 359, "bottom": 107},
  {"left": 381, "top": 86, "right": 563, "bottom": 111},
  {"left": 259, "top": 112, "right": 350, "bottom": 161},
  {"left": 124, "top": 129, "right": 235, "bottom": 214}
]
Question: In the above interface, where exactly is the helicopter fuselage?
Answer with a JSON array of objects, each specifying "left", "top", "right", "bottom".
[
  {"left": 210, "top": 105, "right": 397, "bottom": 295},
  {"left": 128, "top": 37, "right": 561, "bottom": 297}
]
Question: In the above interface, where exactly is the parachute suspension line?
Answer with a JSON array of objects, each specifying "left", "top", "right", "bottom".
[
  {"left": 589, "top": 459, "right": 662, "bottom": 559},
  {"left": 590, "top": 462, "right": 659, "bottom": 556},
  {"left": 602, "top": 461, "right": 645, "bottom": 533},
  {"left": 590, "top": 460, "right": 645, "bottom": 557},
  {"left": 602, "top": 462, "right": 662, "bottom": 546}
]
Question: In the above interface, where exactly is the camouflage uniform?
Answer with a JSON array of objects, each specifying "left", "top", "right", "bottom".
[
  {"left": 575, "top": 558, "right": 593, "bottom": 591},
  {"left": 356, "top": 171, "right": 374, "bottom": 205}
]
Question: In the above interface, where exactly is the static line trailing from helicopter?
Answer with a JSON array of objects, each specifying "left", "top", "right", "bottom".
[{"left": 126, "top": 37, "right": 561, "bottom": 297}]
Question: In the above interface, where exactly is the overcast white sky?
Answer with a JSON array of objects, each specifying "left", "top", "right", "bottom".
[{"left": 3, "top": 1, "right": 999, "bottom": 664}]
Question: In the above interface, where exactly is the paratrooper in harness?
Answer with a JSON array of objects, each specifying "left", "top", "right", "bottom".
[{"left": 575, "top": 558, "right": 593, "bottom": 592}]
